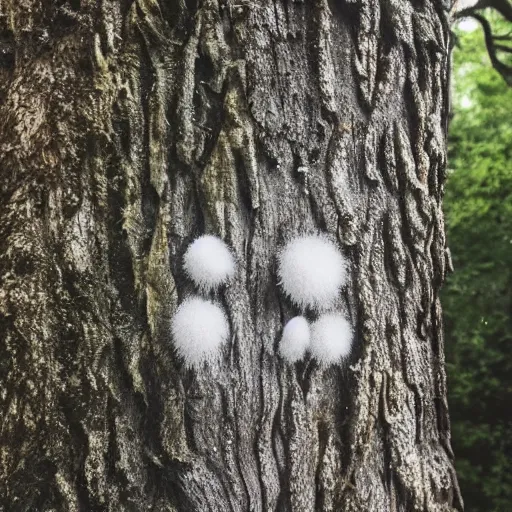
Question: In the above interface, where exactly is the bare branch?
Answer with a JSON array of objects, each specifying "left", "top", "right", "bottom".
[
  {"left": 487, "top": 0, "right": 512, "bottom": 22},
  {"left": 493, "top": 32, "right": 512, "bottom": 40},
  {"left": 495, "top": 43, "right": 512, "bottom": 52},
  {"left": 470, "top": 11, "right": 512, "bottom": 84},
  {"left": 452, "top": 0, "right": 512, "bottom": 86},
  {"left": 453, "top": 0, "right": 512, "bottom": 20}
]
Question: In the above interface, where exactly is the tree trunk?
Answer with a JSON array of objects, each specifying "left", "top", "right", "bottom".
[{"left": 0, "top": 0, "right": 462, "bottom": 511}]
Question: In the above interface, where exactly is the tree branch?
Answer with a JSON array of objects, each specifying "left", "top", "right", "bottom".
[
  {"left": 471, "top": 12, "right": 512, "bottom": 84},
  {"left": 495, "top": 43, "right": 512, "bottom": 52},
  {"left": 453, "top": 1, "right": 512, "bottom": 86}
]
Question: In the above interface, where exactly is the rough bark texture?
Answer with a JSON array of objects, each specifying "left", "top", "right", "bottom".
[{"left": 0, "top": 0, "right": 462, "bottom": 511}]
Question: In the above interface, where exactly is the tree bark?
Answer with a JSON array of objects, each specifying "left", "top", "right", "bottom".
[{"left": 0, "top": 0, "right": 462, "bottom": 511}]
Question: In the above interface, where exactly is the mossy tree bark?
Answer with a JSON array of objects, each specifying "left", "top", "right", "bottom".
[{"left": 0, "top": 0, "right": 462, "bottom": 511}]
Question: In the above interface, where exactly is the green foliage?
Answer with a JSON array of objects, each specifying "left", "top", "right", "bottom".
[{"left": 444, "top": 15, "right": 512, "bottom": 512}]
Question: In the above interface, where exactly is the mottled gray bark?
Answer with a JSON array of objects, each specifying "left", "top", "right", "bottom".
[{"left": 0, "top": 0, "right": 462, "bottom": 511}]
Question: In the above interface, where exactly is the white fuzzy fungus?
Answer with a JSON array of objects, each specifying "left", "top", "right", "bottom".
[
  {"left": 279, "top": 316, "right": 311, "bottom": 363},
  {"left": 277, "top": 234, "right": 347, "bottom": 311},
  {"left": 171, "top": 296, "right": 229, "bottom": 368},
  {"left": 310, "top": 313, "right": 353, "bottom": 365},
  {"left": 183, "top": 235, "right": 235, "bottom": 292}
]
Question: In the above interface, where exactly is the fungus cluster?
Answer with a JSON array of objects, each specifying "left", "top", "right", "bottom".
[
  {"left": 277, "top": 234, "right": 353, "bottom": 366},
  {"left": 309, "top": 313, "right": 352, "bottom": 365},
  {"left": 279, "top": 316, "right": 310, "bottom": 363},
  {"left": 170, "top": 232, "right": 354, "bottom": 371},
  {"left": 171, "top": 297, "right": 230, "bottom": 368},
  {"left": 277, "top": 234, "right": 347, "bottom": 311},
  {"left": 171, "top": 235, "right": 234, "bottom": 369},
  {"left": 183, "top": 235, "right": 236, "bottom": 292}
]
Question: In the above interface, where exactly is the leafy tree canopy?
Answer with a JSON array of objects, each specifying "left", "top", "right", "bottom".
[{"left": 445, "top": 13, "right": 512, "bottom": 511}]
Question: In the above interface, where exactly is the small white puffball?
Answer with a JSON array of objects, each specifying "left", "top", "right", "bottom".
[
  {"left": 279, "top": 316, "right": 311, "bottom": 363},
  {"left": 277, "top": 235, "right": 347, "bottom": 311},
  {"left": 171, "top": 296, "right": 229, "bottom": 368},
  {"left": 183, "top": 235, "right": 235, "bottom": 292},
  {"left": 310, "top": 313, "right": 353, "bottom": 365}
]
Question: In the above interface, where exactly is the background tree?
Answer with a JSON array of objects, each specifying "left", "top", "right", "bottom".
[
  {"left": 444, "top": 17, "right": 512, "bottom": 511},
  {"left": 0, "top": 1, "right": 462, "bottom": 511}
]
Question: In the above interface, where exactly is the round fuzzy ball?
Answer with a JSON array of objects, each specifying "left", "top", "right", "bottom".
[
  {"left": 277, "top": 235, "right": 347, "bottom": 311},
  {"left": 279, "top": 316, "right": 311, "bottom": 363},
  {"left": 183, "top": 235, "right": 236, "bottom": 292},
  {"left": 310, "top": 313, "right": 353, "bottom": 365},
  {"left": 171, "top": 296, "right": 230, "bottom": 368}
]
